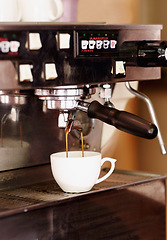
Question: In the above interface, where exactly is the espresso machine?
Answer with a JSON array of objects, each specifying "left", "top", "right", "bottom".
[
  {"left": 0, "top": 23, "right": 166, "bottom": 239},
  {"left": 0, "top": 22, "right": 166, "bottom": 171}
]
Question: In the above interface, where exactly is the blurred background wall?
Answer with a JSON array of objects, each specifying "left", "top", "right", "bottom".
[
  {"left": 76, "top": 0, "right": 167, "bottom": 174},
  {"left": 137, "top": 0, "right": 167, "bottom": 174}
]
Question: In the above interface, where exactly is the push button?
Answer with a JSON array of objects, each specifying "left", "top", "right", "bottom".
[
  {"left": 115, "top": 61, "right": 126, "bottom": 76},
  {"left": 0, "top": 41, "right": 10, "bottom": 53},
  {"left": 45, "top": 63, "right": 58, "bottom": 80},
  {"left": 58, "top": 33, "right": 71, "bottom": 49},
  {"left": 19, "top": 64, "right": 33, "bottom": 82},
  {"left": 29, "top": 33, "right": 42, "bottom": 50},
  {"left": 10, "top": 41, "right": 20, "bottom": 52}
]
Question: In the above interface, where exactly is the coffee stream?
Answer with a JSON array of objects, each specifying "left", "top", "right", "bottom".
[{"left": 65, "top": 119, "right": 84, "bottom": 158}]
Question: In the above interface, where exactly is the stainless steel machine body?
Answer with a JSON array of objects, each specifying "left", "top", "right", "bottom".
[{"left": 0, "top": 23, "right": 164, "bottom": 172}]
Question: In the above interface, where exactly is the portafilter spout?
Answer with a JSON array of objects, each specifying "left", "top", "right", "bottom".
[{"left": 77, "top": 100, "right": 158, "bottom": 140}]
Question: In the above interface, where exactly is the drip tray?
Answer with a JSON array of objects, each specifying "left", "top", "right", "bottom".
[
  {"left": 0, "top": 167, "right": 166, "bottom": 239},
  {"left": 0, "top": 168, "right": 165, "bottom": 216}
]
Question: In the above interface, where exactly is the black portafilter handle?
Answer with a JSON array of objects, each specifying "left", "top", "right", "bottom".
[{"left": 78, "top": 100, "right": 158, "bottom": 139}]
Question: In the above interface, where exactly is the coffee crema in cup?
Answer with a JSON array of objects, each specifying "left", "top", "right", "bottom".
[{"left": 65, "top": 119, "right": 84, "bottom": 158}]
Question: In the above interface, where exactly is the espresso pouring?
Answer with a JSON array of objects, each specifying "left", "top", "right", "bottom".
[{"left": 65, "top": 119, "right": 84, "bottom": 158}]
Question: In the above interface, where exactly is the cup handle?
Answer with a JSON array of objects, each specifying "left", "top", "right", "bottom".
[
  {"left": 96, "top": 158, "right": 116, "bottom": 184},
  {"left": 49, "top": 0, "right": 63, "bottom": 21}
]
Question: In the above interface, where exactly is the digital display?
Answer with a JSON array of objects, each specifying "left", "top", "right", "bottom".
[{"left": 76, "top": 31, "right": 118, "bottom": 57}]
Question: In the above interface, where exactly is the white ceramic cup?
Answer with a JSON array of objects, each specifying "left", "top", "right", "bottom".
[
  {"left": 18, "top": 0, "right": 63, "bottom": 22},
  {"left": 50, "top": 151, "right": 116, "bottom": 193},
  {"left": 0, "top": 0, "right": 21, "bottom": 21}
]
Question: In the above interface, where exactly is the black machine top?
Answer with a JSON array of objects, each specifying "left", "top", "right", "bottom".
[{"left": 0, "top": 23, "right": 164, "bottom": 88}]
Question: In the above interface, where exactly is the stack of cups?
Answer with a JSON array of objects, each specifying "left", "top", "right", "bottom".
[{"left": 0, "top": 0, "right": 64, "bottom": 22}]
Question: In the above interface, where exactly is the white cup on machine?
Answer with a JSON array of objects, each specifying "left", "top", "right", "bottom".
[
  {"left": 18, "top": 0, "right": 63, "bottom": 22},
  {"left": 50, "top": 151, "right": 116, "bottom": 193},
  {"left": 0, "top": 0, "right": 21, "bottom": 21}
]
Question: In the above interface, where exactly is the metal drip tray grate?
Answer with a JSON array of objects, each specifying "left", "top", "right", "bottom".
[
  {"left": 94, "top": 169, "right": 153, "bottom": 189},
  {"left": 0, "top": 169, "right": 161, "bottom": 215},
  {"left": 0, "top": 168, "right": 165, "bottom": 240}
]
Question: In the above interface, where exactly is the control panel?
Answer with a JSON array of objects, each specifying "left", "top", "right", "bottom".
[
  {"left": 0, "top": 23, "right": 162, "bottom": 89},
  {"left": 76, "top": 31, "right": 118, "bottom": 57},
  {"left": 0, "top": 29, "right": 119, "bottom": 59},
  {"left": 0, "top": 32, "right": 21, "bottom": 57}
]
